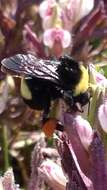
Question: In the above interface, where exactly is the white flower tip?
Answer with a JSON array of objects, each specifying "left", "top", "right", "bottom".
[
  {"left": 39, "top": 0, "right": 56, "bottom": 18},
  {"left": 38, "top": 159, "right": 67, "bottom": 188},
  {"left": 98, "top": 103, "right": 107, "bottom": 133}
]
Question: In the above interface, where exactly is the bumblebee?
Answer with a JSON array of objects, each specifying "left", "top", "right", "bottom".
[{"left": 1, "top": 54, "right": 90, "bottom": 136}]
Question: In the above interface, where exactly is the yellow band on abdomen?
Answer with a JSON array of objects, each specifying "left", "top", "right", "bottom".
[
  {"left": 74, "top": 65, "right": 89, "bottom": 96},
  {"left": 21, "top": 78, "right": 32, "bottom": 100}
]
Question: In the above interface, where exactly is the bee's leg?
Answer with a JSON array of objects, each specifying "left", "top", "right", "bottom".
[
  {"left": 61, "top": 90, "right": 84, "bottom": 112},
  {"left": 56, "top": 121, "right": 64, "bottom": 131},
  {"left": 42, "top": 99, "right": 51, "bottom": 123},
  {"left": 42, "top": 110, "right": 49, "bottom": 123}
]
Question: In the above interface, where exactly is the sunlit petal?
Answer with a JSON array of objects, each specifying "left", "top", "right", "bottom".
[
  {"left": 39, "top": 159, "right": 66, "bottom": 190},
  {"left": 43, "top": 28, "right": 71, "bottom": 48}
]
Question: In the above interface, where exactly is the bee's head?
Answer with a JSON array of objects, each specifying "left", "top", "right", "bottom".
[
  {"left": 59, "top": 55, "right": 80, "bottom": 70},
  {"left": 57, "top": 55, "right": 82, "bottom": 89}
]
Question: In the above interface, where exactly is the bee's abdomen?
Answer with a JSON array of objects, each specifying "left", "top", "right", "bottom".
[{"left": 21, "top": 77, "right": 61, "bottom": 110}]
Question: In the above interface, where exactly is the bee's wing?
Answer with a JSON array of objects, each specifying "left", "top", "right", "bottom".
[{"left": 1, "top": 54, "right": 60, "bottom": 83}]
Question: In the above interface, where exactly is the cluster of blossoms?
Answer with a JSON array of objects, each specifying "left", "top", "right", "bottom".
[{"left": 38, "top": 0, "right": 94, "bottom": 56}]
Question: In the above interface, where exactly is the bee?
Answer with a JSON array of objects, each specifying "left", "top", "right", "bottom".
[{"left": 1, "top": 54, "right": 90, "bottom": 136}]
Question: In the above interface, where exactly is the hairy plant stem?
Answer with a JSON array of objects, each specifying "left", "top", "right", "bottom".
[{"left": 2, "top": 123, "right": 9, "bottom": 171}]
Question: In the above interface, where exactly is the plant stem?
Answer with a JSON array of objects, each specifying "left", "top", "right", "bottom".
[
  {"left": 2, "top": 124, "right": 9, "bottom": 171},
  {"left": 88, "top": 86, "right": 101, "bottom": 127}
]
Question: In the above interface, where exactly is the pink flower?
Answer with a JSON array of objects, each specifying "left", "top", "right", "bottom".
[
  {"left": 62, "top": 0, "right": 94, "bottom": 29},
  {"left": 39, "top": 0, "right": 62, "bottom": 30},
  {"left": 98, "top": 99, "right": 107, "bottom": 133},
  {"left": 43, "top": 28, "right": 71, "bottom": 48},
  {"left": 39, "top": 0, "right": 56, "bottom": 19},
  {"left": 39, "top": 0, "right": 94, "bottom": 30},
  {"left": 65, "top": 0, "right": 94, "bottom": 24}
]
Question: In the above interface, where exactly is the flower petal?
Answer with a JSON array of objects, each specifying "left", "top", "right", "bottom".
[
  {"left": 75, "top": 115, "right": 93, "bottom": 150},
  {"left": 43, "top": 28, "right": 71, "bottom": 48},
  {"left": 39, "top": 0, "right": 56, "bottom": 18}
]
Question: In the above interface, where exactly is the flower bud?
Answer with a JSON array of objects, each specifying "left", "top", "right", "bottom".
[{"left": 75, "top": 115, "right": 93, "bottom": 150}]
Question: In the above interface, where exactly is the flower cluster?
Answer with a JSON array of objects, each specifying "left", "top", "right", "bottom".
[{"left": 38, "top": 0, "right": 94, "bottom": 56}]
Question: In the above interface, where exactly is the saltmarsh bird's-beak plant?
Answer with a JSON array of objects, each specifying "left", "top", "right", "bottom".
[{"left": 1, "top": 0, "right": 107, "bottom": 190}]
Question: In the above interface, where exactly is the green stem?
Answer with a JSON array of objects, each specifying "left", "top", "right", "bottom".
[
  {"left": 2, "top": 124, "right": 9, "bottom": 171},
  {"left": 87, "top": 86, "right": 101, "bottom": 127}
]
